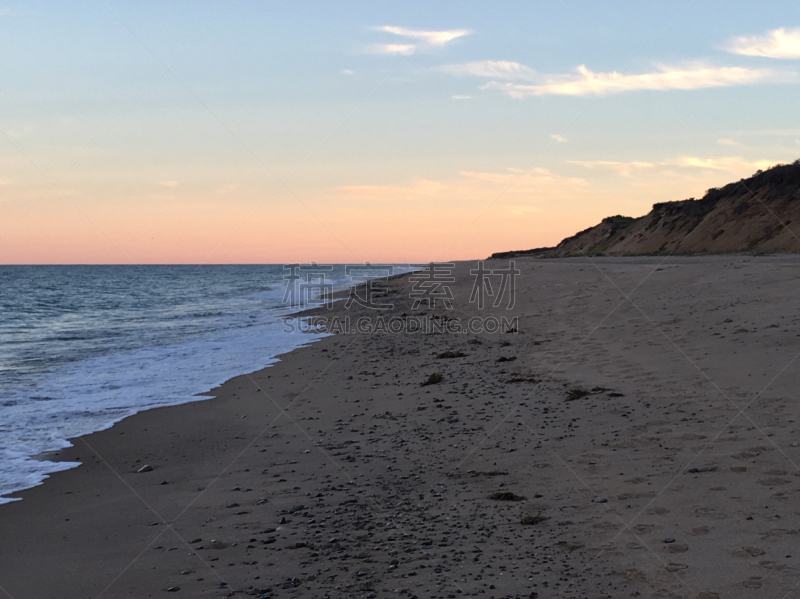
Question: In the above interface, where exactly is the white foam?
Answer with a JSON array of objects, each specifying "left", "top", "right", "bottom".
[
  {"left": 0, "top": 310, "right": 324, "bottom": 503},
  {"left": 0, "top": 265, "right": 420, "bottom": 503}
]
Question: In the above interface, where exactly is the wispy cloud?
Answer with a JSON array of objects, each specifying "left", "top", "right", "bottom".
[
  {"left": 663, "top": 156, "right": 776, "bottom": 173},
  {"left": 727, "top": 27, "right": 800, "bottom": 59},
  {"left": 377, "top": 25, "right": 470, "bottom": 46},
  {"left": 717, "top": 138, "right": 743, "bottom": 147},
  {"left": 458, "top": 167, "right": 584, "bottom": 187},
  {"left": 568, "top": 160, "right": 654, "bottom": 176},
  {"left": 565, "top": 155, "right": 781, "bottom": 179},
  {"left": 443, "top": 60, "right": 785, "bottom": 97},
  {"left": 452, "top": 94, "right": 472, "bottom": 100},
  {"left": 550, "top": 134, "right": 568, "bottom": 143},
  {"left": 440, "top": 60, "right": 536, "bottom": 80},
  {"left": 158, "top": 180, "right": 179, "bottom": 187},
  {"left": 366, "top": 43, "right": 417, "bottom": 56},
  {"left": 334, "top": 167, "right": 587, "bottom": 204},
  {"left": 366, "top": 25, "right": 470, "bottom": 55}
]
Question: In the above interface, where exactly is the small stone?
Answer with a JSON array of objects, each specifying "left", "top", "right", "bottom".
[
  {"left": 664, "top": 538, "right": 675, "bottom": 543},
  {"left": 521, "top": 513, "right": 549, "bottom": 525},
  {"left": 558, "top": 541, "right": 584, "bottom": 551},
  {"left": 137, "top": 464, "right": 153, "bottom": 473},
  {"left": 207, "top": 540, "right": 229, "bottom": 550},
  {"left": 166, "top": 586, "right": 180, "bottom": 592},
  {"left": 687, "top": 465, "right": 717, "bottom": 473},
  {"left": 488, "top": 491, "right": 524, "bottom": 501}
]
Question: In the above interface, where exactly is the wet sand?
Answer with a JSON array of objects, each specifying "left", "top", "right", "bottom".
[{"left": 2, "top": 256, "right": 800, "bottom": 598}]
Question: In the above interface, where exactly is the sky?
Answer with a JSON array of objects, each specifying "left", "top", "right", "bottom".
[{"left": 1, "top": 1, "right": 800, "bottom": 264}]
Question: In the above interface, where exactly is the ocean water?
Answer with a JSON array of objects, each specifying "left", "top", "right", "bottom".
[{"left": 0, "top": 264, "right": 409, "bottom": 504}]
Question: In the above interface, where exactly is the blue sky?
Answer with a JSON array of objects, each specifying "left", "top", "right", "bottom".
[{"left": 1, "top": 1, "right": 800, "bottom": 263}]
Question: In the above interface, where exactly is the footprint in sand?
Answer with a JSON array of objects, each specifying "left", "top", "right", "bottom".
[
  {"left": 741, "top": 577, "right": 763, "bottom": 589},
  {"left": 758, "top": 560, "right": 786, "bottom": 570},
  {"left": 758, "top": 477, "right": 791, "bottom": 486},
  {"left": 631, "top": 524, "right": 654, "bottom": 534},
  {"left": 741, "top": 546, "right": 766, "bottom": 557}
]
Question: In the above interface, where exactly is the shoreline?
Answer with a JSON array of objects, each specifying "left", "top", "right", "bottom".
[
  {"left": 10, "top": 274, "right": 387, "bottom": 502},
  {"left": 1, "top": 267, "right": 390, "bottom": 506},
  {"left": 3, "top": 256, "right": 800, "bottom": 598}
]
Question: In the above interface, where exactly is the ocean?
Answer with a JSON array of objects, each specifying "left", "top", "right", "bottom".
[{"left": 0, "top": 264, "right": 410, "bottom": 503}]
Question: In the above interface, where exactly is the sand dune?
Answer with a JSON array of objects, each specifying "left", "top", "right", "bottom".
[{"left": 493, "top": 161, "right": 800, "bottom": 258}]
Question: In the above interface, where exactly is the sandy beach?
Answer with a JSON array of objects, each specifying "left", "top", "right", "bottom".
[{"left": 3, "top": 256, "right": 800, "bottom": 599}]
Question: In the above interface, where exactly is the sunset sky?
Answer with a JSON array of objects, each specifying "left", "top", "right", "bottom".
[{"left": 2, "top": 1, "right": 800, "bottom": 264}]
